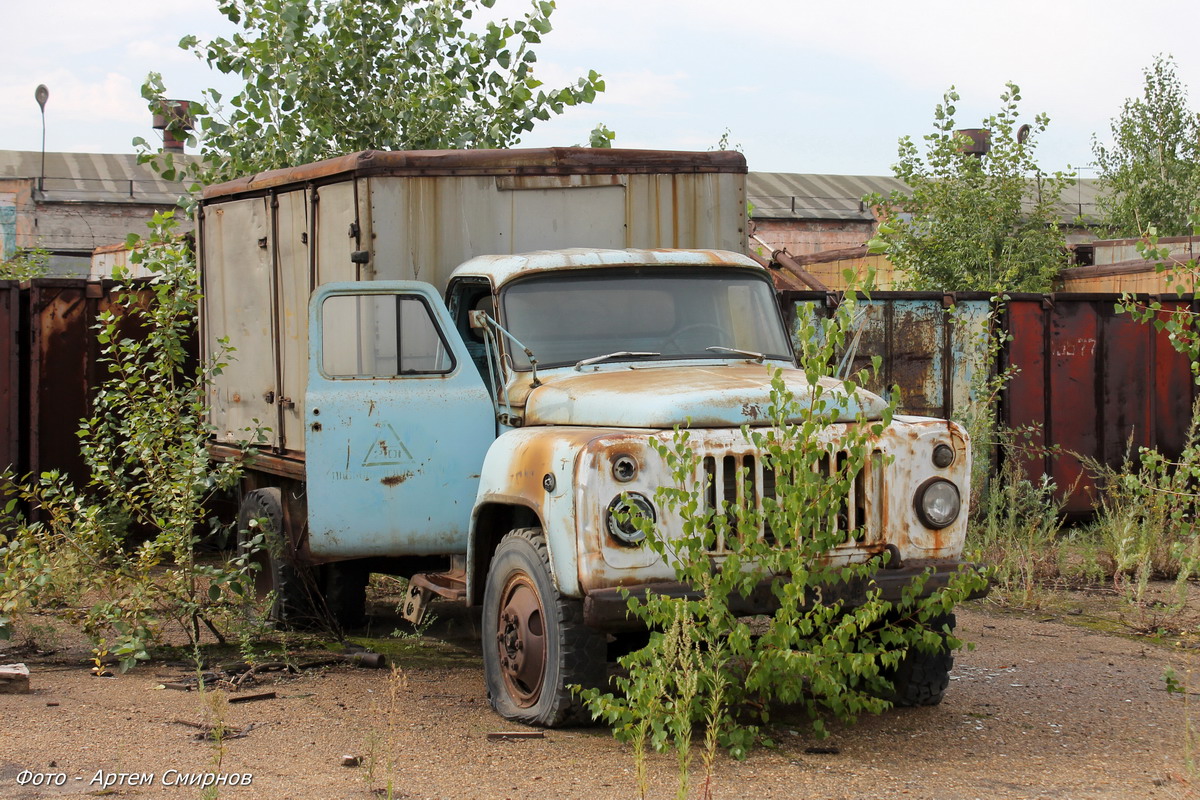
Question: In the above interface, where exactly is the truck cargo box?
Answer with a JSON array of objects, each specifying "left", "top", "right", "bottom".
[{"left": 199, "top": 148, "right": 748, "bottom": 456}]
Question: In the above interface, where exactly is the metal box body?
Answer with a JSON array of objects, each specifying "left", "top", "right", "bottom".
[{"left": 198, "top": 148, "right": 747, "bottom": 456}]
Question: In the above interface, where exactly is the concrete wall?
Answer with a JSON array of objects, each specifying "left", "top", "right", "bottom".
[{"left": 0, "top": 179, "right": 34, "bottom": 261}]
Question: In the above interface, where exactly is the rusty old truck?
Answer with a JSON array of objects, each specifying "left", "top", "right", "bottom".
[{"left": 199, "top": 148, "right": 978, "bottom": 726}]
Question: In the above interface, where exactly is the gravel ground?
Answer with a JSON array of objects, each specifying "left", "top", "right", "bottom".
[{"left": 0, "top": 599, "right": 1195, "bottom": 800}]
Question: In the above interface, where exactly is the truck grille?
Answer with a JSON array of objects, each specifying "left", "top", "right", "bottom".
[{"left": 699, "top": 448, "right": 884, "bottom": 555}]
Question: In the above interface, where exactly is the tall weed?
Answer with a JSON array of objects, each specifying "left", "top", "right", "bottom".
[
  {"left": 969, "top": 442, "right": 1065, "bottom": 606},
  {"left": 1081, "top": 400, "right": 1200, "bottom": 607}
]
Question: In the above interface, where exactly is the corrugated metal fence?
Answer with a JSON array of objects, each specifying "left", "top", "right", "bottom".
[
  {"left": 0, "top": 279, "right": 155, "bottom": 490},
  {"left": 1004, "top": 293, "right": 1199, "bottom": 515},
  {"left": 781, "top": 291, "right": 1200, "bottom": 516}
]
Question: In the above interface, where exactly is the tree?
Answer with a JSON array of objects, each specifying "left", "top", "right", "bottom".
[
  {"left": 0, "top": 247, "right": 50, "bottom": 280},
  {"left": 1093, "top": 55, "right": 1200, "bottom": 238},
  {"left": 139, "top": 0, "right": 605, "bottom": 188},
  {"left": 0, "top": 214, "right": 261, "bottom": 667},
  {"left": 867, "top": 83, "right": 1071, "bottom": 293}
]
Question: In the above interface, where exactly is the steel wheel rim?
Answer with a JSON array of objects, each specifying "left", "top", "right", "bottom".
[{"left": 495, "top": 573, "right": 547, "bottom": 707}]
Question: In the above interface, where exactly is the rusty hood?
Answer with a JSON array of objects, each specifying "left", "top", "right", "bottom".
[{"left": 522, "top": 363, "right": 888, "bottom": 428}]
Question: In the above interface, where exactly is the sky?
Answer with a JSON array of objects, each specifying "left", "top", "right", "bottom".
[{"left": 3, "top": 0, "right": 1200, "bottom": 178}]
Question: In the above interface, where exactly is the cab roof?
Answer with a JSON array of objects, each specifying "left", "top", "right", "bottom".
[{"left": 449, "top": 248, "right": 763, "bottom": 289}]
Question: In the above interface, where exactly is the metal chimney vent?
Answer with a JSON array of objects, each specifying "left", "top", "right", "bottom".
[
  {"left": 956, "top": 128, "right": 991, "bottom": 157},
  {"left": 152, "top": 99, "right": 194, "bottom": 153}
]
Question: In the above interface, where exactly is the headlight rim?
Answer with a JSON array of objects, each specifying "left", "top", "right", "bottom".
[
  {"left": 611, "top": 453, "right": 639, "bottom": 483},
  {"left": 914, "top": 477, "right": 961, "bottom": 529},
  {"left": 605, "top": 492, "right": 655, "bottom": 546},
  {"left": 932, "top": 443, "right": 955, "bottom": 469}
]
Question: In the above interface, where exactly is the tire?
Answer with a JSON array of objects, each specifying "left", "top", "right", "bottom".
[
  {"left": 236, "top": 488, "right": 322, "bottom": 629},
  {"left": 483, "top": 528, "right": 606, "bottom": 727},
  {"left": 886, "top": 613, "right": 956, "bottom": 707}
]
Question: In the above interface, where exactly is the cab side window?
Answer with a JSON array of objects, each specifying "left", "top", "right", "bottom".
[{"left": 321, "top": 293, "right": 453, "bottom": 378}]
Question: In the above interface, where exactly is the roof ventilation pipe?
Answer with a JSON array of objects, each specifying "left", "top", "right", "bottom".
[
  {"left": 955, "top": 128, "right": 991, "bottom": 157},
  {"left": 152, "top": 99, "right": 194, "bottom": 153}
]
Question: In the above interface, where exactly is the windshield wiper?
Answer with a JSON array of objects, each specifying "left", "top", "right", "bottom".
[
  {"left": 706, "top": 346, "right": 766, "bottom": 363},
  {"left": 574, "top": 351, "right": 661, "bottom": 371}
]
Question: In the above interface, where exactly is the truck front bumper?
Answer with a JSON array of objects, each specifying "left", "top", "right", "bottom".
[{"left": 581, "top": 559, "right": 989, "bottom": 630}]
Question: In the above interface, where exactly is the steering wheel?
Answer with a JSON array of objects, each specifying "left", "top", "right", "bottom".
[{"left": 663, "top": 323, "right": 727, "bottom": 353}]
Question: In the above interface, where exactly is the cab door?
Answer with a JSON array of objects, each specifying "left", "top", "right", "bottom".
[{"left": 304, "top": 281, "right": 495, "bottom": 559}]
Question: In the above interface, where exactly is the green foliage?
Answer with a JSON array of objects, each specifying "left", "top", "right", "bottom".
[
  {"left": 588, "top": 123, "right": 616, "bottom": 149},
  {"left": 0, "top": 246, "right": 50, "bottom": 280},
  {"left": 581, "top": 286, "right": 988, "bottom": 790},
  {"left": 968, "top": 441, "right": 1065, "bottom": 607},
  {"left": 0, "top": 212, "right": 263, "bottom": 666},
  {"left": 1093, "top": 55, "right": 1200, "bottom": 237},
  {"left": 138, "top": 0, "right": 606, "bottom": 190},
  {"left": 83, "top": 218, "right": 236, "bottom": 532},
  {"left": 1115, "top": 222, "right": 1200, "bottom": 382},
  {"left": 712, "top": 128, "right": 740, "bottom": 152},
  {"left": 1081, "top": 401, "right": 1200, "bottom": 607},
  {"left": 867, "top": 83, "right": 1071, "bottom": 292}
]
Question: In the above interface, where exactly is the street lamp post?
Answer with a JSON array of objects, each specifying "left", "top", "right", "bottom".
[{"left": 35, "top": 84, "right": 49, "bottom": 192}]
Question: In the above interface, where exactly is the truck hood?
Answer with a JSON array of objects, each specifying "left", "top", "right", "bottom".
[{"left": 523, "top": 363, "right": 888, "bottom": 428}]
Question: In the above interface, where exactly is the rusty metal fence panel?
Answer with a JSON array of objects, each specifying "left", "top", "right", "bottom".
[
  {"left": 0, "top": 281, "right": 19, "bottom": 475},
  {"left": 783, "top": 290, "right": 1199, "bottom": 517},
  {"left": 1003, "top": 293, "right": 1200, "bottom": 516},
  {"left": 0, "top": 280, "right": 161, "bottom": 492},
  {"left": 781, "top": 291, "right": 993, "bottom": 422},
  {"left": 27, "top": 280, "right": 119, "bottom": 487}
]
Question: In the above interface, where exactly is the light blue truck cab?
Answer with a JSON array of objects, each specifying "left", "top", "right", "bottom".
[{"left": 197, "top": 149, "right": 979, "bottom": 727}]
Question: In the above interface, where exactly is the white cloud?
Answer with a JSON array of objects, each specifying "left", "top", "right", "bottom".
[
  {"left": 125, "top": 38, "right": 198, "bottom": 67},
  {"left": 584, "top": 69, "right": 691, "bottom": 109}
]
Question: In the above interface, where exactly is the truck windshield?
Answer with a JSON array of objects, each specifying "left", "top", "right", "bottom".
[{"left": 500, "top": 267, "right": 793, "bottom": 370}]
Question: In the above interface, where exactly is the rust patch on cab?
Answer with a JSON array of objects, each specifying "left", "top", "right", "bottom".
[{"left": 381, "top": 472, "right": 414, "bottom": 487}]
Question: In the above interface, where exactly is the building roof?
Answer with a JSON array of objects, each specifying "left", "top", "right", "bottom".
[
  {"left": 749, "top": 173, "right": 906, "bottom": 222},
  {"left": 748, "top": 171, "right": 1104, "bottom": 225},
  {"left": 0, "top": 150, "right": 191, "bottom": 205},
  {"left": 0, "top": 148, "right": 1105, "bottom": 225}
]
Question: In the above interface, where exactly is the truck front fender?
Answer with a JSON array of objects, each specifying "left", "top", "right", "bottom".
[{"left": 467, "top": 427, "right": 607, "bottom": 604}]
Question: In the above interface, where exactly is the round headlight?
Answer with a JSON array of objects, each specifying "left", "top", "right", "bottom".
[
  {"left": 612, "top": 454, "right": 638, "bottom": 483},
  {"left": 932, "top": 443, "right": 955, "bottom": 469},
  {"left": 606, "top": 493, "right": 655, "bottom": 546},
  {"left": 915, "top": 478, "right": 960, "bottom": 529}
]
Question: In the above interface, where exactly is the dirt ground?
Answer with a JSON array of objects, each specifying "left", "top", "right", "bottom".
[{"left": 1, "top": 592, "right": 1197, "bottom": 800}]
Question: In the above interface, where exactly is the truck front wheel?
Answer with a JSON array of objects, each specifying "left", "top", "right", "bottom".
[
  {"left": 886, "top": 613, "right": 956, "bottom": 707},
  {"left": 483, "top": 528, "right": 605, "bottom": 727}
]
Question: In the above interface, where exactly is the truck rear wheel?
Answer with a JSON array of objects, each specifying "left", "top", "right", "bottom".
[
  {"left": 237, "top": 488, "right": 322, "bottom": 629},
  {"left": 483, "top": 528, "right": 605, "bottom": 727},
  {"left": 886, "top": 613, "right": 956, "bottom": 707}
]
